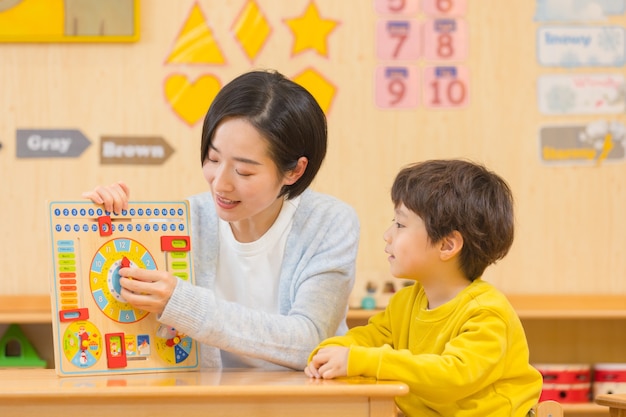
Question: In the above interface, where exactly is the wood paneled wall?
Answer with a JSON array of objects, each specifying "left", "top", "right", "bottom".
[{"left": 1, "top": 1, "right": 624, "bottom": 296}]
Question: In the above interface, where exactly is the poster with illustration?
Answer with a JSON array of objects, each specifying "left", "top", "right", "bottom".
[{"left": 0, "top": 0, "right": 139, "bottom": 42}]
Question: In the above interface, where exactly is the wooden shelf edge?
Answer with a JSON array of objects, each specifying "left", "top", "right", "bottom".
[
  {"left": 508, "top": 294, "right": 626, "bottom": 319},
  {"left": 348, "top": 294, "right": 626, "bottom": 321},
  {"left": 0, "top": 295, "right": 52, "bottom": 323},
  {"left": 2, "top": 294, "right": 626, "bottom": 324}
]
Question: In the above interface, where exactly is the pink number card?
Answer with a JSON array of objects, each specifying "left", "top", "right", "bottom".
[
  {"left": 375, "top": 66, "right": 420, "bottom": 108},
  {"left": 423, "top": 17, "right": 468, "bottom": 61},
  {"left": 374, "top": 0, "right": 420, "bottom": 15},
  {"left": 376, "top": 19, "right": 421, "bottom": 60},
  {"left": 421, "top": 0, "right": 467, "bottom": 16},
  {"left": 422, "top": 65, "right": 469, "bottom": 108}
]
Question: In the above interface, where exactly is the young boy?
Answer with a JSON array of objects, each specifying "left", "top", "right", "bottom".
[{"left": 305, "top": 159, "right": 542, "bottom": 417}]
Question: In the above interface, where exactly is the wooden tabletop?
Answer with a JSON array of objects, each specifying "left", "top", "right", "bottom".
[
  {"left": 0, "top": 368, "right": 408, "bottom": 417},
  {"left": 0, "top": 368, "right": 408, "bottom": 398}
]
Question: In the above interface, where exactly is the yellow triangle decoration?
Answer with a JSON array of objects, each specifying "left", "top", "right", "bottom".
[{"left": 165, "top": 3, "right": 226, "bottom": 65}]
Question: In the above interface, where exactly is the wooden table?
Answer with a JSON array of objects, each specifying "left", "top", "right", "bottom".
[
  {"left": 0, "top": 368, "right": 408, "bottom": 417},
  {"left": 596, "top": 394, "right": 626, "bottom": 417}
]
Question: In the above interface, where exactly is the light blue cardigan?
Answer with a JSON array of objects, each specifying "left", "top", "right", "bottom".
[{"left": 158, "top": 189, "right": 360, "bottom": 370}]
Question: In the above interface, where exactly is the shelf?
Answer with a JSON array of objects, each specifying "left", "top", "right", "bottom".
[
  {"left": 348, "top": 294, "right": 626, "bottom": 321},
  {"left": 1, "top": 294, "right": 624, "bottom": 323},
  {"left": 0, "top": 295, "right": 51, "bottom": 323},
  {"left": 505, "top": 295, "right": 626, "bottom": 319}
]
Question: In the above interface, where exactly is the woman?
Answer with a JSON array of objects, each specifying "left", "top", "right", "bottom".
[{"left": 83, "top": 70, "right": 360, "bottom": 370}]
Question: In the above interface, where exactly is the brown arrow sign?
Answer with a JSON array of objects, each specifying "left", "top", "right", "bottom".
[{"left": 100, "top": 136, "right": 175, "bottom": 165}]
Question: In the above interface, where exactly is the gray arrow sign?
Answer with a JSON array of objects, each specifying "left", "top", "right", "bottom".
[{"left": 16, "top": 129, "right": 91, "bottom": 158}]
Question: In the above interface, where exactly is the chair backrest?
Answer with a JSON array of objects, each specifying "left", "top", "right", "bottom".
[{"left": 533, "top": 400, "right": 563, "bottom": 417}]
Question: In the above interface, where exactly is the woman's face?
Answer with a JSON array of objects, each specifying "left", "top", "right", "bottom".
[{"left": 202, "top": 117, "right": 293, "bottom": 239}]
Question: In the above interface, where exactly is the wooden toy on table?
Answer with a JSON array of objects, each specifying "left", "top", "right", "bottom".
[{"left": 48, "top": 201, "right": 199, "bottom": 376}]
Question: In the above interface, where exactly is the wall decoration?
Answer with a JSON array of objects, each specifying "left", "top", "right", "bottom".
[
  {"left": 100, "top": 136, "right": 175, "bottom": 165},
  {"left": 374, "top": 0, "right": 420, "bottom": 15},
  {"left": 162, "top": 0, "right": 342, "bottom": 126},
  {"left": 375, "top": 66, "right": 420, "bottom": 108},
  {"left": 539, "top": 120, "right": 626, "bottom": 165},
  {"left": 374, "top": 0, "right": 470, "bottom": 109},
  {"left": 292, "top": 68, "right": 337, "bottom": 114},
  {"left": 16, "top": 129, "right": 91, "bottom": 158},
  {"left": 232, "top": 0, "right": 272, "bottom": 62},
  {"left": 421, "top": 0, "right": 467, "bottom": 16},
  {"left": 376, "top": 19, "right": 422, "bottom": 61},
  {"left": 163, "top": 74, "right": 221, "bottom": 126},
  {"left": 422, "top": 17, "right": 468, "bottom": 61},
  {"left": 537, "top": 74, "right": 625, "bottom": 114},
  {"left": 284, "top": 1, "right": 340, "bottom": 57},
  {"left": 0, "top": 0, "right": 139, "bottom": 43},
  {"left": 164, "top": 2, "right": 226, "bottom": 65},
  {"left": 537, "top": 26, "right": 625, "bottom": 67},
  {"left": 422, "top": 65, "right": 469, "bottom": 108},
  {"left": 535, "top": 0, "right": 625, "bottom": 21}
]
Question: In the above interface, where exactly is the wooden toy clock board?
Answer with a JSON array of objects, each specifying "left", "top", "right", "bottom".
[{"left": 48, "top": 201, "right": 199, "bottom": 376}]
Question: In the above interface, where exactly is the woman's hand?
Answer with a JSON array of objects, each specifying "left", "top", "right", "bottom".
[
  {"left": 82, "top": 181, "right": 130, "bottom": 214},
  {"left": 118, "top": 266, "right": 177, "bottom": 315}
]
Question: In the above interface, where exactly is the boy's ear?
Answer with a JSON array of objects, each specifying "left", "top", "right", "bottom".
[{"left": 439, "top": 230, "right": 463, "bottom": 261}]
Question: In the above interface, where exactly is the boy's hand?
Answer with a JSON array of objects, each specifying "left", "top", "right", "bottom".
[{"left": 304, "top": 346, "right": 349, "bottom": 379}]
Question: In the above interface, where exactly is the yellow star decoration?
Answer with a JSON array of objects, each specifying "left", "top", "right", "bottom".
[{"left": 284, "top": 1, "right": 339, "bottom": 57}]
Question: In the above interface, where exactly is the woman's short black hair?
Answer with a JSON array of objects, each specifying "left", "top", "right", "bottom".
[{"left": 200, "top": 69, "right": 327, "bottom": 199}]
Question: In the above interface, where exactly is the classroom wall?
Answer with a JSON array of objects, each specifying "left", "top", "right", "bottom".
[{"left": 1, "top": 0, "right": 624, "bottom": 298}]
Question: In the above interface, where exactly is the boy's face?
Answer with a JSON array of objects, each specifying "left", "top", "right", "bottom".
[{"left": 383, "top": 203, "right": 440, "bottom": 280}]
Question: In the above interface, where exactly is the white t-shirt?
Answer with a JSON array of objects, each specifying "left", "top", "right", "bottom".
[{"left": 215, "top": 196, "right": 300, "bottom": 367}]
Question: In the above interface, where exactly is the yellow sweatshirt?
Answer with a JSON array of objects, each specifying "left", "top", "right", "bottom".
[{"left": 310, "top": 279, "right": 542, "bottom": 417}]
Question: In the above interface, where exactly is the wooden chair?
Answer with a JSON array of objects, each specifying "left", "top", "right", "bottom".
[{"left": 531, "top": 400, "right": 563, "bottom": 417}]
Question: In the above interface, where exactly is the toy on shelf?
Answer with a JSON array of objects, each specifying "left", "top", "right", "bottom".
[
  {"left": 361, "top": 281, "right": 378, "bottom": 310},
  {"left": 0, "top": 323, "right": 47, "bottom": 368},
  {"left": 355, "top": 279, "right": 414, "bottom": 310},
  {"left": 593, "top": 363, "right": 626, "bottom": 397},
  {"left": 535, "top": 363, "right": 592, "bottom": 403}
]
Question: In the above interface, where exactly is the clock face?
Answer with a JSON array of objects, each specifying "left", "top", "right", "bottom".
[{"left": 89, "top": 238, "right": 157, "bottom": 323}]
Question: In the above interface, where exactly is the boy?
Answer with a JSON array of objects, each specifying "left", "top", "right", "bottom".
[{"left": 305, "top": 159, "right": 542, "bottom": 417}]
